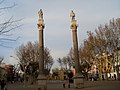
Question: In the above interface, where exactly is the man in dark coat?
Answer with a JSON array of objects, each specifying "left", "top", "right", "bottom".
[{"left": 1, "top": 79, "right": 6, "bottom": 90}]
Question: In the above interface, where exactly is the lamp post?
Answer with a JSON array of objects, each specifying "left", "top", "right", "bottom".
[
  {"left": 70, "top": 10, "right": 84, "bottom": 88},
  {"left": 37, "top": 9, "right": 47, "bottom": 90}
]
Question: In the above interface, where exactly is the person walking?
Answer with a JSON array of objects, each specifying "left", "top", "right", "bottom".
[{"left": 1, "top": 79, "right": 6, "bottom": 90}]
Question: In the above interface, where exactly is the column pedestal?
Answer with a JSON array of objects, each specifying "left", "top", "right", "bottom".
[
  {"left": 37, "top": 74, "right": 47, "bottom": 90},
  {"left": 74, "top": 73, "right": 84, "bottom": 88}
]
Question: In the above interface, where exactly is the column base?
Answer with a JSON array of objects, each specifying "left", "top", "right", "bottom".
[
  {"left": 37, "top": 74, "right": 47, "bottom": 90},
  {"left": 74, "top": 73, "right": 84, "bottom": 89}
]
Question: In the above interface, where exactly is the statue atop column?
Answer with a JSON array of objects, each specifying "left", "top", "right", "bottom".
[
  {"left": 38, "top": 9, "right": 43, "bottom": 20},
  {"left": 70, "top": 10, "right": 75, "bottom": 21},
  {"left": 38, "top": 9, "right": 45, "bottom": 30},
  {"left": 70, "top": 10, "right": 78, "bottom": 30}
]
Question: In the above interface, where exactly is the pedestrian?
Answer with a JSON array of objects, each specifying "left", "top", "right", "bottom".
[
  {"left": 0, "top": 79, "right": 1, "bottom": 86},
  {"left": 114, "top": 74, "right": 116, "bottom": 80},
  {"left": 1, "top": 79, "right": 6, "bottom": 90},
  {"left": 68, "top": 83, "right": 70, "bottom": 88},
  {"left": 63, "top": 83, "right": 65, "bottom": 88}
]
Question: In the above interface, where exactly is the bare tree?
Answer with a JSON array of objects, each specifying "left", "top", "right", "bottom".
[
  {"left": 16, "top": 41, "right": 54, "bottom": 76},
  {"left": 78, "top": 18, "right": 120, "bottom": 80},
  {"left": 67, "top": 48, "right": 74, "bottom": 69},
  {"left": 56, "top": 48, "right": 76, "bottom": 70},
  {"left": 44, "top": 47, "right": 54, "bottom": 74},
  {"left": 57, "top": 58, "right": 63, "bottom": 69},
  {"left": 0, "top": 56, "right": 4, "bottom": 64},
  {"left": 57, "top": 48, "right": 74, "bottom": 70},
  {"left": 0, "top": 0, "right": 22, "bottom": 48}
]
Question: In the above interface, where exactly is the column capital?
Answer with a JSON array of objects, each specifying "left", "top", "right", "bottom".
[
  {"left": 37, "top": 19, "right": 45, "bottom": 30},
  {"left": 70, "top": 19, "right": 78, "bottom": 30}
]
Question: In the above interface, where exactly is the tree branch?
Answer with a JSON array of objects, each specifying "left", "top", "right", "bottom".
[
  {"left": 0, "top": 36, "right": 20, "bottom": 42},
  {"left": 0, "top": 2, "right": 16, "bottom": 10},
  {"left": 0, "top": 43, "right": 13, "bottom": 48},
  {"left": 0, "top": 0, "right": 4, "bottom": 5}
]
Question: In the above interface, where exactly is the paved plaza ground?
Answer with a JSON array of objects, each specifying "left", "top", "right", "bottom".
[{"left": 4, "top": 80, "right": 120, "bottom": 90}]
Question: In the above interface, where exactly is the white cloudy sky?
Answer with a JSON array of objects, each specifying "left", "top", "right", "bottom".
[{"left": 0, "top": 0, "right": 120, "bottom": 67}]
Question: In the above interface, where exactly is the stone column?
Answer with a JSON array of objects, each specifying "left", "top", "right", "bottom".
[
  {"left": 70, "top": 10, "right": 84, "bottom": 88},
  {"left": 37, "top": 9, "right": 47, "bottom": 90}
]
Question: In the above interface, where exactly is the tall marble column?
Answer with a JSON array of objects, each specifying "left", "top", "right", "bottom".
[
  {"left": 70, "top": 10, "right": 84, "bottom": 88},
  {"left": 37, "top": 9, "right": 47, "bottom": 90}
]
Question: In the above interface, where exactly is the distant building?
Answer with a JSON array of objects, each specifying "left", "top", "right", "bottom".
[
  {"left": 0, "top": 64, "right": 14, "bottom": 81},
  {"left": 5, "top": 64, "right": 14, "bottom": 81},
  {"left": 0, "top": 66, "right": 6, "bottom": 79}
]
